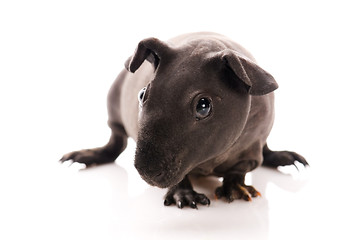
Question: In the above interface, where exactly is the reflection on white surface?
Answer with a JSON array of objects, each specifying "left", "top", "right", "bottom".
[{"left": 3, "top": 140, "right": 359, "bottom": 240}]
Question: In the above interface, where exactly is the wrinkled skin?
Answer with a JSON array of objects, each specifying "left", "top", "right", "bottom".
[{"left": 61, "top": 32, "right": 308, "bottom": 209}]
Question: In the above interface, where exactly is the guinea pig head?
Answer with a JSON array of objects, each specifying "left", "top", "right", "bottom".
[{"left": 126, "top": 38, "right": 278, "bottom": 188}]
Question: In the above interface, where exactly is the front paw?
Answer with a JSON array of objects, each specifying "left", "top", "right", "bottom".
[{"left": 164, "top": 188, "right": 210, "bottom": 209}]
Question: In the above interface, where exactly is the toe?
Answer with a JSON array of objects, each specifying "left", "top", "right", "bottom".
[
  {"left": 245, "top": 185, "right": 262, "bottom": 198},
  {"left": 215, "top": 187, "right": 224, "bottom": 200},
  {"left": 195, "top": 193, "right": 210, "bottom": 206},
  {"left": 291, "top": 152, "right": 309, "bottom": 167},
  {"left": 59, "top": 152, "right": 75, "bottom": 163},
  {"left": 164, "top": 197, "right": 174, "bottom": 206},
  {"left": 177, "top": 200, "right": 184, "bottom": 209},
  {"left": 190, "top": 201, "right": 198, "bottom": 209},
  {"left": 238, "top": 185, "right": 252, "bottom": 201}
]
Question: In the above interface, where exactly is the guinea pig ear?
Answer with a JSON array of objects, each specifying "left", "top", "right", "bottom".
[
  {"left": 125, "top": 37, "right": 171, "bottom": 73},
  {"left": 221, "top": 50, "right": 278, "bottom": 96}
]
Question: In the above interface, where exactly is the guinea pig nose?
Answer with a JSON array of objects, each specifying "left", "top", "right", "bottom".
[
  {"left": 146, "top": 168, "right": 163, "bottom": 180},
  {"left": 152, "top": 171, "right": 164, "bottom": 182}
]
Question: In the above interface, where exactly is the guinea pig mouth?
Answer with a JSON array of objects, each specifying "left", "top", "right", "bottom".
[
  {"left": 134, "top": 155, "right": 183, "bottom": 188},
  {"left": 137, "top": 167, "right": 183, "bottom": 189}
]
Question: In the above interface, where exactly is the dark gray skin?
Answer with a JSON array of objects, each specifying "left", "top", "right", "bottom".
[{"left": 61, "top": 32, "right": 308, "bottom": 209}]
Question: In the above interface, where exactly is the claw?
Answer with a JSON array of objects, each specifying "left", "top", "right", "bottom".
[
  {"left": 177, "top": 201, "right": 184, "bottom": 209},
  {"left": 190, "top": 201, "right": 198, "bottom": 209},
  {"left": 196, "top": 194, "right": 211, "bottom": 206},
  {"left": 227, "top": 196, "right": 234, "bottom": 203},
  {"left": 164, "top": 199, "right": 172, "bottom": 206},
  {"left": 293, "top": 162, "right": 300, "bottom": 171},
  {"left": 238, "top": 185, "right": 252, "bottom": 201}
]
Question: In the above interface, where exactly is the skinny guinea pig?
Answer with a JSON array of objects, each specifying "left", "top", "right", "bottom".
[{"left": 61, "top": 32, "right": 308, "bottom": 209}]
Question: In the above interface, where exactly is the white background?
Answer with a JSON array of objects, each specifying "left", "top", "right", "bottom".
[{"left": 1, "top": 0, "right": 360, "bottom": 239}]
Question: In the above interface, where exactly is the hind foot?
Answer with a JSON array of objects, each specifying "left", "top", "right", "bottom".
[
  {"left": 60, "top": 130, "right": 127, "bottom": 167},
  {"left": 215, "top": 174, "right": 261, "bottom": 202},
  {"left": 262, "top": 144, "right": 308, "bottom": 169}
]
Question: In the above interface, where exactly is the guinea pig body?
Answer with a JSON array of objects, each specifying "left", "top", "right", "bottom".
[{"left": 61, "top": 32, "right": 308, "bottom": 209}]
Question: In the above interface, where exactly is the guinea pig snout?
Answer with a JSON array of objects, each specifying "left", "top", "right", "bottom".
[{"left": 134, "top": 143, "right": 181, "bottom": 188}]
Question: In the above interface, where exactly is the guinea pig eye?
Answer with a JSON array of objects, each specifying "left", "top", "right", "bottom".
[
  {"left": 196, "top": 97, "right": 212, "bottom": 120},
  {"left": 138, "top": 87, "right": 147, "bottom": 106}
]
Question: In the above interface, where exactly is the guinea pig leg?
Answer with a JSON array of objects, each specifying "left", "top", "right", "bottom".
[
  {"left": 164, "top": 175, "right": 210, "bottom": 209},
  {"left": 215, "top": 173, "right": 261, "bottom": 202},
  {"left": 262, "top": 144, "right": 309, "bottom": 169},
  {"left": 60, "top": 123, "right": 128, "bottom": 167}
]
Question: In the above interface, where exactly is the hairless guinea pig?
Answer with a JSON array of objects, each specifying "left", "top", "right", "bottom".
[{"left": 61, "top": 32, "right": 308, "bottom": 209}]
